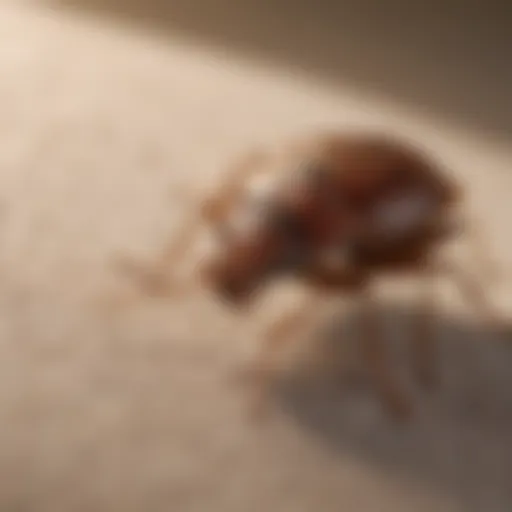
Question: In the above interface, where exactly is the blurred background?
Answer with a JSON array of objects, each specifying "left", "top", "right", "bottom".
[{"left": 0, "top": 0, "right": 511, "bottom": 511}]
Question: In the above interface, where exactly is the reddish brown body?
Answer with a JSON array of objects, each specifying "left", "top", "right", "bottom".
[
  {"left": 115, "top": 130, "right": 501, "bottom": 422},
  {"left": 202, "top": 132, "right": 462, "bottom": 304}
]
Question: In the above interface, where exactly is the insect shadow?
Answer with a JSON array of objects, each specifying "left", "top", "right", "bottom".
[{"left": 273, "top": 301, "right": 512, "bottom": 510}]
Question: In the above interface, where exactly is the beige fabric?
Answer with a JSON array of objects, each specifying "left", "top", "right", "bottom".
[{"left": 0, "top": 2, "right": 511, "bottom": 511}]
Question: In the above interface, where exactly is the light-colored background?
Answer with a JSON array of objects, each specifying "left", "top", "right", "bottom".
[{"left": 0, "top": 1, "right": 511, "bottom": 510}]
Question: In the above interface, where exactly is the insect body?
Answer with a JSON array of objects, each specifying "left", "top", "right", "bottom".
[{"left": 115, "top": 131, "right": 503, "bottom": 421}]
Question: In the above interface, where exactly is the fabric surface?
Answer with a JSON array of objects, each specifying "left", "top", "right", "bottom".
[{"left": 0, "top": 2, "right": 511, "bottom": 511}]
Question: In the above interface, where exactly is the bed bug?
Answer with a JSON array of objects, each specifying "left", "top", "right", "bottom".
[{"left": 114, "top": 131, "right": 503, "bottom": 421}]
